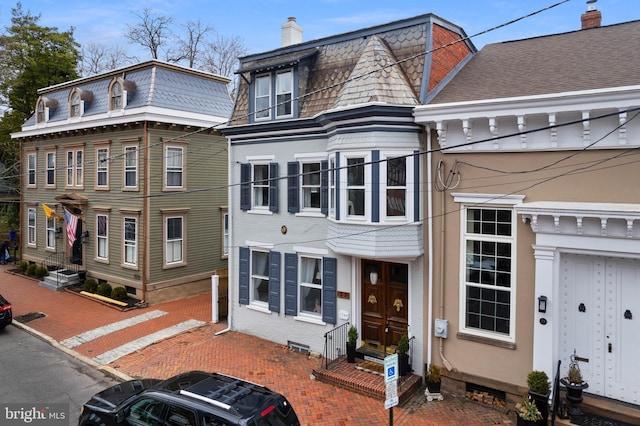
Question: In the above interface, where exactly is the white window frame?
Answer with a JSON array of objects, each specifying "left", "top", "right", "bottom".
[
  {"left": 454, "top": 193, "right": 524, "bottom": 344},
  {"left": 123, "top": 145, "right": 138, "bottom": 190},
  {"left": 123, "top": 216, "right": 137, "bottom": 267},
  {"left": 69, "top": 91, "right": 81, "bottom": 118},
  {"left": 46, "top": 216, "right": 56, "bottom": 250},
  {"left": 96, "top": 146, "right": 109, "bottom": 189},
  {"left": 381, "top": 152, "right": 413, "bottom": 222},
  {"left": 65, "top": 148, "right": 84, "bottom": 189},
  {"left": 250, "top": 248, "right": 270, "bottom": 308},
  {"left": 36, "top": 100, "right": 46, "bottom": 123},
  {"left": 27, "top": 152, "right": 37, "bottom": 187},
  {"left": 164, "top": 215, "right": 185, "bottom": 266},
  {"left": 110, "top": 81, "right": 123, "bottom": 110},
  {"left": 45, "top": 151, "right": 56, "bottom": 187},
  {"left": 294, "top": 153, "right": 326, "bottom": 215},
  {"left": 328, "top": 155, "right": 336, "bottom": 218},
  {"left": 246, "top": 155, "right": 275, "bottom": 213},
  {"left": 164, "top": 145, "right": 184, "bottom": 190},
  {"left": 96, "top": 213, "right": 109, "bottom": 261},
  {"left": 340, "top": 152, "right": 370, "bottom": 221},
  {"left": 254, "top": 74, "right": 271, "bottom": 120},
  {"left": 275, "top": 69, "right": 293, "bottom": 119},
  {"left": 298, "top": 254, "right": 323, "bottom": 318},
  {"left": 27, "top": 207, "right": 36, "bottom": 246},
  {"left": 222, "top": 210, "right": 229, "bottom": 258}
]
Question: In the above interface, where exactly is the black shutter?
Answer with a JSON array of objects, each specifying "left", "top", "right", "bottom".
[
  {"left": 240, "top": 163, "right": 251, "bottom": 211},
  {"left": 269, "top": 162, "right": 279, "bottom": 213},
  {"left": 287, "top": 161, "right": 300, "bottom": 213},
  {"left": 322, "top": 257, "right": 337, "bottom": 324},
  {"left": 284, "top": 253, "right": 298, "bottom": 316},
  {"left": 239, "top": 247, "right": 250, "bottom": 305},
  {"left": 320, "top": 160, "right": 328, "bottom": 215},
  {"left": 269, "top": 251, "right": 281, "bottom": 312}
]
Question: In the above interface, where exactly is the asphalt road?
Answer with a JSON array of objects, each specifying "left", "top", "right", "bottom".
[{"left": 0, "top": 324, "right": 120, "bottom": 425}]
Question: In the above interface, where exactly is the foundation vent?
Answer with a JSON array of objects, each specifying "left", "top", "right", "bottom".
[{"left": 287, "top": 341, "right": 310, "bottom": 354}]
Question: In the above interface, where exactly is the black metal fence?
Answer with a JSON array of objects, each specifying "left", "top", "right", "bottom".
[{"left": 323, "top": 322, "right": 350, "bottom": 369}]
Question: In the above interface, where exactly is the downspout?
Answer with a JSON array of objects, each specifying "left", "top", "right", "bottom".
[
  {"left": 426, "top": 127, "right": 434, "bottom": 369},
  {"left": 439, "top": 177, "right": 452, "bottom": 371},
  {"left": 215, "top": 134, "right": 233, "bottom": 336},
  {"left": 141, "top": 121, "right": 149, "bottom": 302}
]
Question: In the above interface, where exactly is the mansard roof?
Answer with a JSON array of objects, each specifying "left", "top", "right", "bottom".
[
  {"left": 230, "top": 14, "right": 475, "bottom": 126},
  {"left": 431, "top": 20, "right": 640, "bottom": 104}
]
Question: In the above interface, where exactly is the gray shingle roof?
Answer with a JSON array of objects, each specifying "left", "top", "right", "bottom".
[{"left": 431, "top": 20, "right": 640, "bottom": 104}]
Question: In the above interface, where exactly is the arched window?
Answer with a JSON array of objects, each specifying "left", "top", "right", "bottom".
[
  {"left": 110, "top": 81, "right": 122, "bottom": 110},
  {"left": 70, "top": 92, "right": 81, "bottom": 117},
  {"left": 36, "top": 100, "right": 46, "bottom": 123},
  {"left": 109, "top": 77, "right": 136, "bottom": 111}
]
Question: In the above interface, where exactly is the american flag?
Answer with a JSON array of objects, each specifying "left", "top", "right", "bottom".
[{"left": 64, "top": 208, "right": 78, "bottom": 247}]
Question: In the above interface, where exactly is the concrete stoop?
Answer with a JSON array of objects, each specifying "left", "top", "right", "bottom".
[{"left": 39, "top": 270, "right": 80, "bottom": 291}]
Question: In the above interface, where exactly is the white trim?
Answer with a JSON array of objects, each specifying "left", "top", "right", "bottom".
[
  {"left": 293, "top": 246, "right": 328, "bottom": 255},
  {"left": 452, "top": 193, "right": 525, "bottom": 205},
  {"left": 245, "top": 240, "right": 274, "bottom": 250},
  {"left": 245, "top": 155, "right": 274, "bottom": 162}
]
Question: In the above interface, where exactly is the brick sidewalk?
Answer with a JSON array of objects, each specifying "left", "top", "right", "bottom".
[{"left": 0, "top": 265, "right": 514, "bottom": 425}]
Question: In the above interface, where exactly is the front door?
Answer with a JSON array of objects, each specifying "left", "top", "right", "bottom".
[
  {"left": 361, "top": 261, "right": 408, "bottom": 351},
  {"left": 560, "top": 254, "right": 640, "bottom": 404}
]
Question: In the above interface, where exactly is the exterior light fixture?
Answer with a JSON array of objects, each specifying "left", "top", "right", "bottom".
[
  {"left": 370, "top": 271, "right": 378, "bottom": 285},
  {"left": 538, "top": 295, "right": 548, "bottom": 313}
]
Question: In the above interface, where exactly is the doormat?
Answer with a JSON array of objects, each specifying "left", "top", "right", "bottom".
[
  {"left": 572, "top": 413, "right": 634, "bottom": 426},
  {"left": 355, "top": 360, "right": 384, "bottom": 376}
]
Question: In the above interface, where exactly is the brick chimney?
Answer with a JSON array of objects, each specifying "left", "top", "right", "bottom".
[
  {"left": 282, "top": 17, "right": 303, "bottom": 47},
  {"left": 581, "top": 0, "right": 602, "bottom": 29}
]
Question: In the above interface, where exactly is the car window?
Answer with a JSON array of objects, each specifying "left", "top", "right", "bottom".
[
  {"left": 166, "top": 404, "right": 197, "bottom": 426},
  {"left": 126, "top": 397, "right": 166, "bottom": 426},
  {"left": 202, "top": 413, "right": 233, "bottom": 426}
]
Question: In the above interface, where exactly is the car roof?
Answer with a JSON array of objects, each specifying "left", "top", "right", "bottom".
[{"left": 153, "top": 371, "right": 283, "bottom": 419}]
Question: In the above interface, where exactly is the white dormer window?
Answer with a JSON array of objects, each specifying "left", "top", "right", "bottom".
[
  {"left": 68, "top": 88, "right": 93, "bottom": 118},
  {"left": 70, "top": 92, "right": 81, "bottom": 117},
  {"left": 109, "top": 77, "right": 136, "bottom": 111},
  {"left": 37, "top": 100, "right": 46, "bottom": 123},
  {"left": 35, "top": 96, "right": 58, "bottom": 124}
]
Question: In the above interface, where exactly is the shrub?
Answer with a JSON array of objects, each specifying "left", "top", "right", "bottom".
[
  {"left": 18, "top": 260, "right": 29, "bottom": 272},
  {"left": 527, "top": 370, "right": 550, "bottom": 395},
  {"left": 347, "top": 325, "right": 358, "bottom": 345},
  {"left": 111, "top": 286, "right": 128, "bottom": 302},
  {"left": 426, "top": 363, "right": 440, "bottom": 383},
  {"left": 35, "top": 265, "right": 48, "bottom": 279},
  {"left": 83, "top": 278, "right": 98, "bottom": 293},
  {"left": 97, "top": 282, "right": 113, "bottom": 297},
  {"left": 26, "top": 263, "right": 37, "bottom": 276}
]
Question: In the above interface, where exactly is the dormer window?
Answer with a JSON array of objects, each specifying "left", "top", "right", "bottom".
[
  {"left": 35, "top": 96, "right": 58, "bottom": 124},
  {"left": 253, "top": 69, "right": 294, "bottom": 122},
  {"left": 68, "top": 88, "right": 93, "bottom": 118},
  {"left": 109, "top": 77, "right": 136, "bottom": 111}
]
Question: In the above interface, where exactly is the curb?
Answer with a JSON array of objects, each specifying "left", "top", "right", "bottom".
[{"left": 10, "top": 320, "right": 133, "bottom": 383}]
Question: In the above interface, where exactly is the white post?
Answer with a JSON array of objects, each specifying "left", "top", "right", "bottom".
[{"left": 211, "top": 274, "right": 219, "bottom": 323}]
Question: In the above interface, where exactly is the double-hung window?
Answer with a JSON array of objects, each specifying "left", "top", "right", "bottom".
[
  {"left": 165, "top": 216, "right": 184, "bottom": 265},
  {"left": 70, "top": 92, "right": 81, "bottom": 117},
  {"left": 96, "top": 146, "right": 109, "bottom": 189},
  {"left": 238, "top": 245, "right": 280, "bottom": 312},
  {"left": 46, "top": 151, "right": 55, "bottom": 187},
  {"left": 46, "top": 216, "right": 56, "bottom": 250},
  {"left": 164, "top": 146, "right": 184, "bottom": 189},
  {"left": 222, "top": 210, "right": 229, "bottom": 258},
  {"left": 96, "top": 214, "right": 108, "bottom": 260},
  {"left": 124, "top": 145, "right": 138, "bottom": 189},
  {"left": 346, "top": 157, "right": 366, "bottom": 217},
  {"left": 27, "top": 152, "right": 36, "bottom": 187},
  {"left": 27, "top": 208, "right": 36, "bottom": 245},
  {"left": 456, "top": 193, "right": 522, "bottom": 342},
  {"left": 110, "top": 81, "right": 123, "bottom": 110},
  {"left": 384, "top": 155, "right": 407, "bottom": 219},
  {"left": 287, "top": 157, "right": 328, "bottom": 215},
  {"left": 253, "top": 69, "right": 294, "bottom": 122},
  {"left": 329, "top": 156, "right": 336, "bottom": 217},
  {"left": 123, "top": 217, "right": 137, "bottom": 266},
  {"left": 240, "top": 160, "right": 279, "bottom": 213},
  {"left": 66, "top": 149, "right": 83, "bottom": 188},
  {"left": 251, "top": 249, "right": 270, "bottom": 306},
  {"left": 299, "top": 256, "right": 323, "bottom": 316}
]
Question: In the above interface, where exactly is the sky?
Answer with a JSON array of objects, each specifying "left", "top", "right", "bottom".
[{"left": 0, "top": 0, "right": 637, "bottom": 59}]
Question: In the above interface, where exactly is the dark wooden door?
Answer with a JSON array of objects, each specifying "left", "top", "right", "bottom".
[{"left": 361, "top": 261, "right": 409, "bottom": 350}]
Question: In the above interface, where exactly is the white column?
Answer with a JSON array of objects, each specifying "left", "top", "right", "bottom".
[
  {"left": 532, "top": 245, "right": 556, "bottom": 378},
  {"left": 211, "top": 274, "right": 219, "bottom": 323}
]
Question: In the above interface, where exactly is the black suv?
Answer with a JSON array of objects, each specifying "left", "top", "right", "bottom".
[
  {"left": 0, "top": 294, "right": 12, "bottom": 329},
  {"left": 78, "top": 370, "right": 300, "bottom": 426}
]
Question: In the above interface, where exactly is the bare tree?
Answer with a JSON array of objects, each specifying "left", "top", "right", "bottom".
[
  {"left": 79, "top": 42, "right": 132, "bottom": 76},
  {"left": 125, "top": 8, "right": 173, "bottom": 60},
  {"left": 202, "top": 34, "right": 246, "bottom": 95},
  {"left": 177, "top": 20, "right": 213, "bottom": 68}
]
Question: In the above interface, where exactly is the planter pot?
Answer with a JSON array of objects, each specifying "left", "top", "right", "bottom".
[
  {"left": 346, "top": 342, "right": 356, "bottom": 363},
  {"left": 398, "top": 353, "right": 410, "bottom": 376},
  {"left": 528, "top": 390, "right": 550, "bottom": 425},
  {"left": 426, "top": 380, "right": 441, "bottom": 394},
  {"left": 517, "top": 417, "right": 539, "bottom": 426},
  {"left": 560, "top": 378, "right": 589, "bottom": 404}
]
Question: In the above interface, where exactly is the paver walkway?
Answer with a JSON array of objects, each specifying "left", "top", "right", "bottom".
[{"left": 0, "top": 264, "right": 514, "bottom": 425}]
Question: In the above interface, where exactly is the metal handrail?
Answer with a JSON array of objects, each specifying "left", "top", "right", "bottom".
[{"left": 323, "top": 322, "right": 350, "bottom": 369}]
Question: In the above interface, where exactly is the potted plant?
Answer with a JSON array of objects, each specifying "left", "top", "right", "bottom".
[
  {"left": 526, "top": 370, "right": 550, "bottom": 424},
  {"left": 560, "top": 360, "right": 588, "bottom": 403},
  {"left": 396, "top": 333, "right": 410, "bottom": 376},
  {"left": 346, "top": 325, "right": 358, "bottom": 363},
  {"left": 515, "top": 396, "right": 542, "bottom": 426},
  {"left": 425, "top": 363, "right": 441, "bottom": 394}
]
